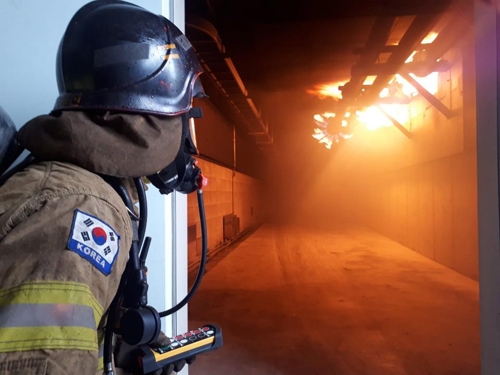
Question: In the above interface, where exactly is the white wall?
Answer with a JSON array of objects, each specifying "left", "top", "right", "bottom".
[
  {"left": 0, "top": 1, "right": 189, "bottom": 369},
  {"left": 0, "top": 0, "right": 160, "bottom": 126}
]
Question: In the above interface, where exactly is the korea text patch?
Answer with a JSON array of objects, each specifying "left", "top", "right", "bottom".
[{"left": 67, "top": 209, "right": 121, "bottom": 275}]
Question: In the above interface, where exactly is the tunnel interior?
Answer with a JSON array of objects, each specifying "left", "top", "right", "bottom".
[{"left": 183, "top": 0, "right": 480, "bottom": 374}]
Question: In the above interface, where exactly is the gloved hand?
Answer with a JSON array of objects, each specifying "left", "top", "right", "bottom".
[
  {"left": 114, "top": 331, "right": 170, "bottom": 374},
  {"left": 114, "top": 332, "right": 197, "bottom": 375},
  {"left": 148, "top": 355, "right": 196, "bottom": 375},
  {"left": 147, "top": 332, "right": 196, "bottom": 375}
]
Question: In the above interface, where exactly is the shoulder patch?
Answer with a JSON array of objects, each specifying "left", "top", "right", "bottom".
[{"left": 67, "top": 209, "right": 121, "bottom": 276}]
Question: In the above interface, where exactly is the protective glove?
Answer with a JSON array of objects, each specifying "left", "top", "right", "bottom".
[
  {"left": 148, "top": 355, "right": 197, "bottom": 375},
  {"left": 114, "top": 332, "right": 197, "bottom": 375},
  {"left": 114, "top": 331, "right": 171, "bottom": 374},
  {"left": 146, "top": 333, "right": 197, "bottom": 375}
]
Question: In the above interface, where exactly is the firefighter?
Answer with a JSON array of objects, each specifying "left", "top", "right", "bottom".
[{"left": 0, "top": 1, "right": 204, "bottom": 374}]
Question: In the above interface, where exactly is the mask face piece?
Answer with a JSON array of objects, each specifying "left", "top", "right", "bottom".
[{"left": 147, "top": 108, "right": 205, "bottom": 195}]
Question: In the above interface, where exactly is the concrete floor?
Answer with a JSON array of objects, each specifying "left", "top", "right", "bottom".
[{"left": 188, "top": 223, "right": 480, "bottom": 375}]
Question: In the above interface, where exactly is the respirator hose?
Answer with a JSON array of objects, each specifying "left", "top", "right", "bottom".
[
  {"left": 159, "top": 189, "right": 207, "bottom": 317},
  {"left": 134, "top": 178, "right": 148, "bottom": 249}
]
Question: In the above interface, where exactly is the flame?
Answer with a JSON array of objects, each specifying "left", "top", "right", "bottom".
[
  {"left": 422, "top": 31, "right": 438, "bottom": 44},
  {"left": 306, "top": 80, "right": 349, "bottom": 100},
  {"left": 363, "top": 76, "right": 377, "bottom": 85},
  {"left": 355, "top": 72, "right": 438, "bottom": 131},
  {"left": 311, "top": 71, "right": 439, "bottom": 139},
  {"left": 309, "top": 33, "right": 442, "bottom": 146},
  {"left": 356, "top": 107, "right": 392, "bottom": 130},
  {"left": 355, "top": 105, "right": 409, "bottom": 131},
  {"left": 311, "top": 112, "right": 353, "bottom": 149},
  {"left": 313, "top": 114, "right": 323, "bottom": 122},
  {"left": 405, "top": 51, "right": 417, "bottom": 63},
  {"left": 380, "top": 75, "right": 417, "bottom": 98},
  {"left": 406, "top": 72, "right": 439, "bottom": 95}
]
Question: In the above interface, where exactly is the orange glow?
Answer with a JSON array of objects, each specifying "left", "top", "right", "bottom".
[
  {"left": 308, "top": 38, "right": 442, "bottom": 146},
  {"left": 405, "top": 51, "right": 417, "bottom": 63},
  {"left": 355, "top": 73, "right": 438, "bottom": 131},
  {"left": 356, "top": 107, "right": 392, "bottom": 131},
  {"left": 406, "top": 72, "right": 439, "bottom": 95},
  {"left": 312, "top": 112, "right": 353, "bottom": 149},
  {"left": 306, "top": 80, "right": 349, "bottom": 100},
  {"left": 310, "top": 70, "right": 439, "bottom": 139},
  {"left": 363, "top": 76, "right": 377, "bottom": 85},
  {"left": 422, "top": 31, "right": 439, "bottom": 44}
]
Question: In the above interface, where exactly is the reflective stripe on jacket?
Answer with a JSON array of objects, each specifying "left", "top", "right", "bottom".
[
  {"left": 0, "top": 161, "right": 132, "bottom": 375},
  {"left": 0, "top": 281, "right": 103, "bottom": 352}
]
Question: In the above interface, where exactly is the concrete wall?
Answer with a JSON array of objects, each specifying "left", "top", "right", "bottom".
[
  {"left": 356, "top": 28, "right": 476, "bottom": 279},
  {"left": 320, "top": 14, "right": 478, "bottom": 279},
  {"left": 270, "top": 9, "right": 478, "bottom": 280},
  {"left": 187, "top": 159, "right": 265, "bottom": 266}
]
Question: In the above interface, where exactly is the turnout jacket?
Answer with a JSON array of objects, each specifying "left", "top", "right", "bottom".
[{"left": 0, "top": 161, "right": 132, "bottom": 374}]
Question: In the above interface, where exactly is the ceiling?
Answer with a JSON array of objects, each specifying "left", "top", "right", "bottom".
[{"left": 185, "top": 0, "right": 467, "bottom": 155}]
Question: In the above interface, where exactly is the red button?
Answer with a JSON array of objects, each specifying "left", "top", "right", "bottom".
[
  {"left": 202, "top": 327, "right": 210, "bottom": 332},
  {"left": 185, "top": 333, "right": 193, "bottom": 337},
  {"left": 193, "top": 329, "right": 201, "bottom": 334}
]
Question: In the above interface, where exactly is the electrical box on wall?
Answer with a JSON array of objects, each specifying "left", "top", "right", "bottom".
[{"left": 223, "top": 214, "right": 240, "bottom": 240}]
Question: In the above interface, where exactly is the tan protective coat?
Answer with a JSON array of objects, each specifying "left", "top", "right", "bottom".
[{"left": 0, "top": 161, "right": 132, "bottom": 374}]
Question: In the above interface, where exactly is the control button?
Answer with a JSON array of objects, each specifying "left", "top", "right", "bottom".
[
  {"left": 193, "top": 329, "right": 201, "bottom": 334},
  {"left": 202, "top": 327, "right": 210, "bottom": 332},
  {"left": 171, "top": 342, "right": 179, "bottom": 347},
  {"left": 185, "top": 333, "right": 193, "bottom": 337},
  {"left": 207, "top": 330, "right": 214, "bottom": 335},
  {"left": 189, "top": 336, "right": 197, "bottom": 341},
  {"left": 198, "top": 334, "right": 205, "bottom": 338},
  {"left": 181, "top": 339, "right": 188, "bottom": 344}
]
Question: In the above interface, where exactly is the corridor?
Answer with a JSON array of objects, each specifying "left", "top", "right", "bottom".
[{"left": 189, "top": 223, "right": 479, "bottom": 375}]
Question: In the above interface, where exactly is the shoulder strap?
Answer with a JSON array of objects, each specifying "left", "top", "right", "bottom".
[{"left": 0, "top": 154, "right": 35, "bottom": 187}]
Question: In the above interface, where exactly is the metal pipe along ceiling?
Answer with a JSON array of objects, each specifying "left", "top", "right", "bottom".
[{"left": 185, "top": 15, "right": 275, "bottom": 151}]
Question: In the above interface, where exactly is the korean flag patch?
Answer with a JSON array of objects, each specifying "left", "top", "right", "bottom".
[{"left": 67, "top": 209, "right": 121, "bottom": 276}]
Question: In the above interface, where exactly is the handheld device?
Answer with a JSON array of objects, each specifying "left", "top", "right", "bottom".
[{"left": 141, "top": 324, "right": 222, "bottom": 374}]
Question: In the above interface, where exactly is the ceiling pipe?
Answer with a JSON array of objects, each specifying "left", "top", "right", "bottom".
[{"left": 185, "top": 15, "right": 274, "bottom": 150}]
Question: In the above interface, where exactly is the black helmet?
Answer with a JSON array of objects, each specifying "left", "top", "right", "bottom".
[{"left": 54, "top": 0, "right": 204, "bottom": 116}]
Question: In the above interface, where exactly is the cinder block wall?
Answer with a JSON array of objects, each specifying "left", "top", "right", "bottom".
[
  {"left": 187, "top": 159, "right": 265, "bottom": 267},
  {"left": 234, "top": 171, "right": 265, "bottom": 231}
]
